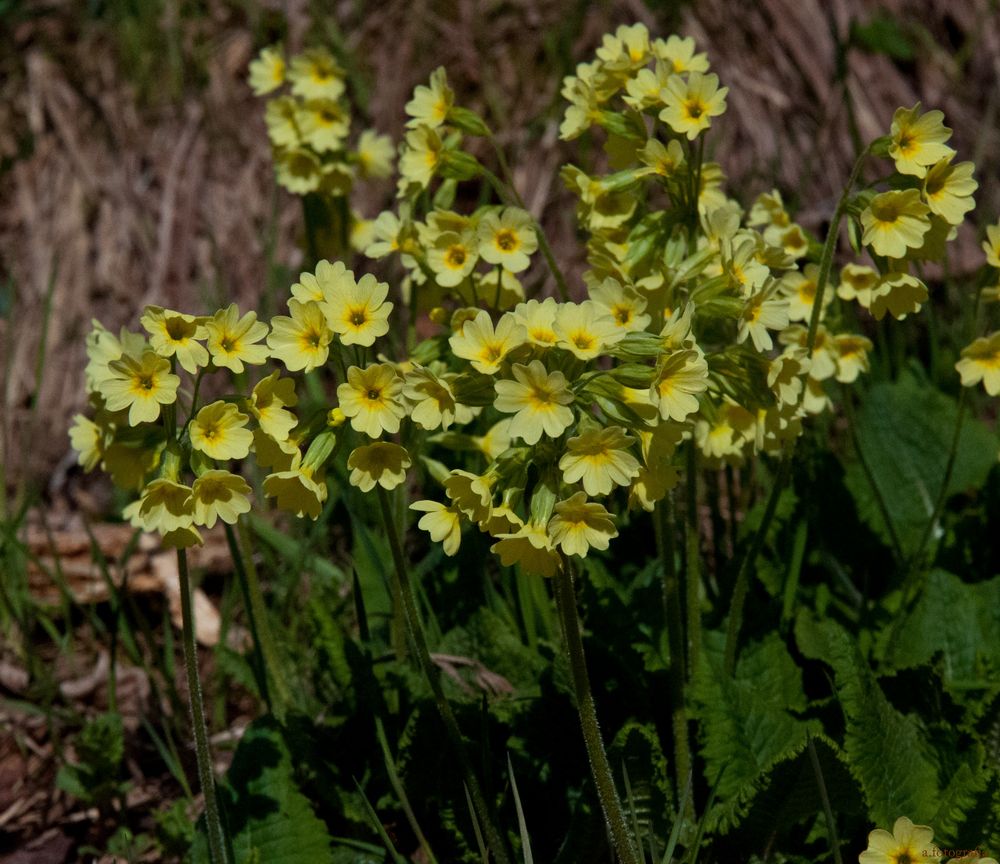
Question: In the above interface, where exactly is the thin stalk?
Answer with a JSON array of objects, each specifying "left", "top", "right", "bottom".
[
  {"left": 553, "top": 561, "right": 640, "bottom": 864},
  {"left": 722, "top": 145, "right": 871, "bottom": 676},
  {"left": 808, "top": 735, "right": 844, "bottom": 864},
  {"left": 654, "top": 495, "right": 693, "bottom": 812},
  {"left": 684, "top": 445, "right": 702, "bottom": 681},
  {"left": 374, "top": 488, "right": 513, "bottom": 864},
  {"left": 177, "top": 549, "right": 228, "bottom": 864}
]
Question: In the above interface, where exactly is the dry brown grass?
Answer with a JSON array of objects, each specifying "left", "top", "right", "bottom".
[{"left": 1, "top": 0, "right": 998, "bottom": 500}]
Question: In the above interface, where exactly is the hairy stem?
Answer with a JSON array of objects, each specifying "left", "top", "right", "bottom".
[
  {"left": 375, "top": 488, "right": 513, "bottom": 864},
  {"left": 177, "top": 549, "right": 229, "bottom": 864},
  {"left": 722, "top": 145, "right": 871, "bottom": 676},
  {"left": 553, "top": 561, "right": 640, "bottom": 864}
]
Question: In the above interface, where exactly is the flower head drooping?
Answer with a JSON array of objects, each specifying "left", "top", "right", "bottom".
[
  {"left": 411, "top": 500, "right": 463, "bottom": 556},
  {"left": 858, "top": 816, "right": 940, "bottom": 864},
  {"left": 203, "top": 304, "right": 269, "bottom": 373},
  {"left": 249, "top": 372, "right": 299, "bottom": 441},
  {"left": 99, "top": 351, "right": 181, "bottom": 426},
  {"left": 337, "top": 363, "right": 406, "bottom": 438},
  {"left": 559, "top": 426, "right": 641, "bottom": 496},
  {"left": 248, "top": 45, "right": 285, "bottom": 96},
  {"left": 494, "top": 360, "right": 575, "bottom": 445},
  {"left": 267, "top": 299, "right": 333, "bottom": 372},
  {"left": 549, "top": 492, "right": 618, "bottom": 557},
  {"left": 191, "top": 470, "right": 252, "bottom": 528},
  {"left": 321, "top": 272, "right": 393, "bottom": 347},
  {"left": 861, "top": 190, "right": 931, "bottom": 259},
  {"left": 956, "top": 331, "right": 1000, "bottom": 396},
  {"left": 405, "top": 67, "right": 454, "bottom": 129},
  {"left": 347, "top": 442, "right": 411, "bottom": 492},
  {"left": 888, "top": 103, "right": 954, "bottom": 177},
  {"left": 190, "top": 401, "right": 253, "bottom": 461},
  {"left": 491, "top": 522, "right": 560, "bottom": 578},
  {"left": 652, "top": 348, "right": 708, "bottom": 422}
]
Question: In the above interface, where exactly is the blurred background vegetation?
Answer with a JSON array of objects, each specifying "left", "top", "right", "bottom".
[{"left": 1, "top": 0, "right": 999, "bottom": 861}]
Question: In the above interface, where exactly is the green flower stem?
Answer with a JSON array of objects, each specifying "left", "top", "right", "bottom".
[
  {"left": 224, "top": 521, "right": 291, "bottom": 720},
  {"left": 722, "top": 145, "right": 871, "bottom": 676},
  {"left": 374, "top": 488, "right": 513, "bottom": 864},
  {"left": 553, "top": 560, "right": 640, "bottom": 864},
  {"left": 177, "top": 548, "right": 229, "bottom": 864},
  {"left": 654, "top": 494, "right": 693, "bottom": 812},
  {"left": 684, "top": 444, "right": 702, "bottom": 681}
]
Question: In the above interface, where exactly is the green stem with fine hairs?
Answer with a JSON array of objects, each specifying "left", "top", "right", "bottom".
[
  {"left": 374, "top": 488, "right": 513, "bottom": 864},
  {"left": 553, "top": 560, "right": 640, "bottom": 864},
  {"left": 177, "top": 549, "right": 229, "bottom": 864},
  {"left": 654, "top": 494, "right": 692, "bottom": 812},
  {"left": 722, "top": 145, "right": 871, "bottom": 676}
]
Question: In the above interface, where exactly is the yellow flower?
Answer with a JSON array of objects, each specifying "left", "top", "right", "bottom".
[
  {"left": 983, "top": 224, "right": 1000, "bottom": 268},
  {"left": 513, "top": 298, "right": 559, "bottom": 349},
  {"left": 738, "top": 289, "right": 789, "bottom": 352},
  {"left": 321, "top": 272, "right": 393, "bottom": 347},
  {"left": 889, "top": 104, "right": 953, "bottom": 177},
  {"left": 267, "top": 299, "right": 332, "bottom": 372},
  {"left": 275, "top": 147, "right": 323, "bottom": 195},
  {"left": 411, "top": 500, "right": 463, "bottom": 556},
  {"left": 559, "top": 426, "right": 640, "bottom": 496},
  {"left": 694, "top": 401, "right": 755, "bottom": 461},
  {"left": 356, "top": 130, "right": 395, "bottom": 179},
  {"left": 781, "top": 264, "right": 831, "bottom": 324},
  {"left": 449, "top": 309, "right": 526, "bottom": 375},
  {"left": 494, "top": 360, "right": 575, "bottom": 445},
  {"left": 140, "top": 306, "right": 208, "bottom": 374},
  {"left": 548, "top": 492, "right": 617, "bottom": 557},
  {"left": 85, "top": 321, "right": 147, "bottom": 392},
  {"left": 347, "top": 442, "right": 411, "bottom": 492},
  {"left": 833, "top": 334, "right": 873, "bottom": 383},
  {"left": 659, "top": 72, "right": 727, "bottom": 140},
  {"left": 191, "top": 470, "right": 252, "bottom": 528},
  {"left": 596, "top": 23, "right": 651, "bottom": 69},
  {"left": 859, "top": 816, "right": 939, "bottom": 864},
  {"left": 623, "top": 64, "right": 671, "bottom": 110},
  {"left": 861, "top": 190, "right": 931, "bottom": 259},
  {"left": 477, "top": 209, "right": 538, "bottom": 274},
  {"left": 837, "top": 263, "right": 880, "bottom": 309},
  {"left": 590, "top": 278, "right": 651, "bottom": 333},
  {"left": 104, "top": 442, "right": 159, "bottom": 491},
  {"left": 922, "top": 157, "right": 976, "bottom": 226},
  {"left": 652, "top": 348, "right": 708, "bottom": 422},
  {"left": 398, "top": 124, "right": 443, "bottom": 190},
  {"left": 139, "top": 479, "right": 195, "bottom": 534},
  {"left": 652, "top": 35, "right": 709, "bottom": 74},
  {"left": 290, "top": 259, "right": 355, "bottom": 304},
  {"left": 190, "top": 401, "right": 253, "bottom": 461},
  {"left": 956, "top": 331, "right": 1000, "bottom": 396},
  {"left": 99, "top": 351, "right": 180, "bottom": 426},
  {"left": 403, "top": 364, "right": 466, "bottom": 431},
  {"left": 405, "top": 67, "right": 454, "bottom": 129},
  {"left": 203, "top": 304, "right": 269, "bottom": 372},
  {"left": 248, "top": 45, "right": 285, "bottom": 95},
  {"left": 491, "top": 523, "right": 560, "bottom": 577},
  {"left": 444, "top": 469, "right": 494, "bottom": 522},
  {"left": 297, "top": 99, "right": 349, "bottom": 152},
  {"left": 249, "top": 372, "right": 299, "bottom": 441},
  {"left": 252, "top": 429, "right": 299, "bottom": 472},
  {"left": 427, "top": 231, "right": 477, "bottom": 287},
  {"left": 869, "top": 272, "right": 928, "bottom": 321},
  {"left": 638, "top": 138, "right": 685, "bottom": 177},
  {"left": 160, "top": 523, "right": 204, "bottom": 549},
  {"left": 555, "top": 300, "right": 622, "bottom": 360},
  {"left": 263, "top": 466, "right": 327, "bottom": 518},
  {"left": 288, "top": 47, "right": 344, "bottom": 101},
  {"left": 265, "top": 97, "right": 300, "bottom": 148},
  {"left": 69, "top": 415, "right": 104, "bottom": 471},
  {"left": 337, "top": 363, "right": 405, "bottom": 438},
  {"left": 474, "top": 418, "right": 514, "bottom": 460}
]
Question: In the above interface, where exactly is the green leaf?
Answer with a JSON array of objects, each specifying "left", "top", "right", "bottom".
[
  {"left": 192, "top": 717, "right": 334, "bottom": 864},
  {"left": 795, "top": 612, "right": 940, "bottom": 826},
  {"left": 843, "top": 374, "right": 997, "bottom": 557},
  {"left": 608, "top": 722, "right": 673, "bottom": 845},
  {"left": 883, "top": 570, "right": 1000, "bottom": 695},
  {"left": 691, "top": 632, "right": 821, "bottom": 832}
]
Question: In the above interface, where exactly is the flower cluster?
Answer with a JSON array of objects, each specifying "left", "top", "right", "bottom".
[
  {"left": 248, "top": 44, "right": 394, "bottom": 198},
  {"left": 955, "top": 221, "right": 1000, "bottom": 396},
  {"left": 72, "top": 24, "right": 980, "bottom": 580}
]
